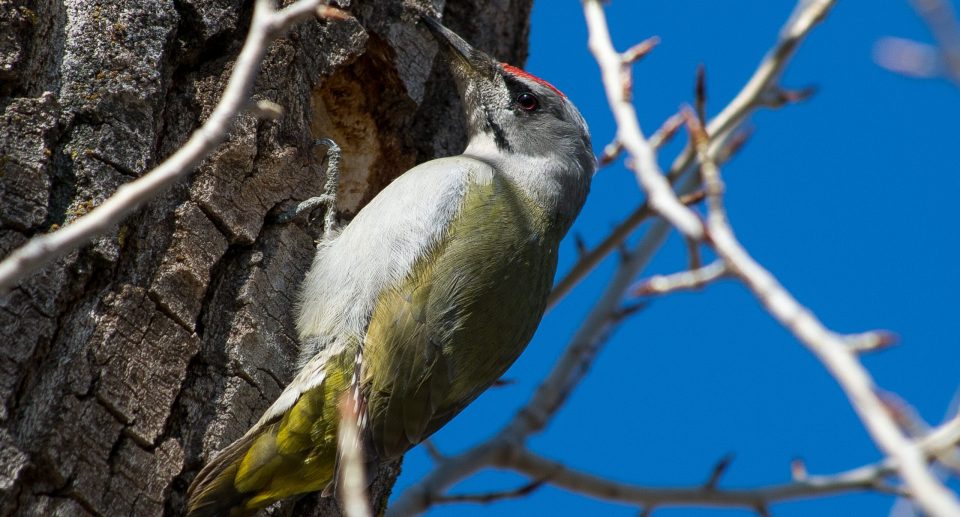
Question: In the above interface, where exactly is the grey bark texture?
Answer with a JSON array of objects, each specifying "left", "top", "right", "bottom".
[{"left": 0, "top": 0, "right": 533, "bottom": 514}]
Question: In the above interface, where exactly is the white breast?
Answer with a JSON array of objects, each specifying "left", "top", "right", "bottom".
[{"left": 295, "top": 155, "right": 495, "bottom": 366}]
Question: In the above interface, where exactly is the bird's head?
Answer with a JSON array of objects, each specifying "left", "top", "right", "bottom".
[{"left": 422, "top": 16, "right": 595, "bottom": 181}]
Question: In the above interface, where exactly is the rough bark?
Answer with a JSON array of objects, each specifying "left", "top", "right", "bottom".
[{"left": 0, "top": 0, "right": 532, "bottom": 515}]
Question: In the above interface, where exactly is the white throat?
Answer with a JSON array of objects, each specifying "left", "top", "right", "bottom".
[{"left": 462, "top": 133, "right": 584, "bottom": 220}]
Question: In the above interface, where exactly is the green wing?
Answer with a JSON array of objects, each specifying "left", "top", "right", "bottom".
[{"left": 362, "top": 174, "right": 560, "bottom": 458}]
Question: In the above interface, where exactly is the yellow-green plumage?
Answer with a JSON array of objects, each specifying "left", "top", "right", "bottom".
[
  {"left": 186, "top": 174, "right": 560, "bottom": 515},
  {"left": 364, "top": 173, "right": 557, "bottom": 458},
  {"left": 186, "top": 350, "right": 356, "bottom": 515}
]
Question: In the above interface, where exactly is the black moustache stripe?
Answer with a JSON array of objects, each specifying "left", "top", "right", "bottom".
[{"left": 485, "top": 110, "right": 511, "bottom": 151}]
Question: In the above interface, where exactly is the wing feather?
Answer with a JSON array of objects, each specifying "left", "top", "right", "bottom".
[{"left": 362, "top": 172, "right": 558, "bottom": 458}]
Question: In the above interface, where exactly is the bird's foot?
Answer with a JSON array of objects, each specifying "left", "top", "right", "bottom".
[{"left": 274, "top": 138, "right": 342, "bottom": 240}]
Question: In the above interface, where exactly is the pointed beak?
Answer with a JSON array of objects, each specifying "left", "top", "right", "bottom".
[
  {"left": 421, "top": 16, "right": 479, "bottom": 70},
  {"left": 421, "top": 16, "right": 498, "bottom": 136}
]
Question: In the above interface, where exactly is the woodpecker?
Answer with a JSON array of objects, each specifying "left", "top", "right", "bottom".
[{"left": 186, "top": 16, "right": 594, "bottom": 515}]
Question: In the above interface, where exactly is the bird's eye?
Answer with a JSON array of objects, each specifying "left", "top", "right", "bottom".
[{"left": 516, "top": 92, "right": 539, "bottom": 112}]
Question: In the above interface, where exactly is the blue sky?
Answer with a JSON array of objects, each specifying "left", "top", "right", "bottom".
[{"left": 392, "top": 1, "right": 960, "bottom": 515}]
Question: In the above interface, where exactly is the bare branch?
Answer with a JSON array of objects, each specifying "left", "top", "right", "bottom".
[
  {"left": 547, "top": 0, "right": 828, "bottom": 310},
  {"left": 704, "top": 454, "right": 736, "bottom": 490},
  {"left": 622, "top": 36, "right": 661, "bottom": 65},
  {"left": 922, "top": 414, "right": 960, "bottom": 459},
  {"left": 338, "top": 393, "right": 372, "bottom": 517},
  {"left": 432, "top": 480, "right": 546, "bottom": 506},
  {"left": 686, "top": 237, "right": 702, "bottom": 271},
  {"left": 598, "top": 140, "right": 624, "bottom": 167},
  {"left": 0, "top": 0, "right": 344, "bottom": 294},
  {"left": 911, "top": 0, "right": 960, "bottom": 83},
  {"left": 689, "top": 94, "right": 960, "bottom": 517},
  {"left": 633, "top": 260, "right": 729, "bottom": 297},
  {"left": 583, "top": 0, "right": 704, "bottom": 239},
  {"left": 421, "top": 440, "right": 446, "bottom": 463},
  {"left": 678, "top": 189, "right": 707, "bottom": 206},
  {"left": 498, "top": 448, "right": 903, "bottom": 510},
  {"left": 791, "top": 458, "right": 809, "bottom": 482},
  {"left": 874, "top": 36, "right": 940, "bottom": 78},
  {"left": 695, "top": 64, "right": 708, "bottom": 125},
  {"left": 843, "top": 331, "right": 899, "bottom": 354},
  {"left": 546, "top": 205, "right": 652, "bottom": 309},
  {"left": 390, "top": 412, "right": 917, "bottom": 517},
  {"left": 648, "top": 112, "right": 686, "bottom": 150}
]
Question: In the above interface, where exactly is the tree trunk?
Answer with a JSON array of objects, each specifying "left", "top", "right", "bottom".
[{"left": 0, "top": 0, "right": 532, "bottom": 514}]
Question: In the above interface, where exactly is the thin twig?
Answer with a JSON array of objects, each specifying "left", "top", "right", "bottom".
[
  {"left": 911, "top": 0, "right": 960, "bottom": 83},
  {"left": 678, "top": 189, "right": 707, "bottom": 206},
  {"left": 791, "top": 458, "right": 809, "bottom": 481},
  {"left": 422, "top": 440, "right": 446, "bottom": 462},
  {"left": 598, "top": 140, "right": 624, "bottom": 167},
  {"left": 704, "top": 454, "right": 735, "bottom": 490},
  {"left": 338, "top": 393, "right": 373, "bottom": 517},
  {"left": 648, "top": 112, "right": 686, "bottom": 150},
  {"left": 633, "top": 260, "right": 728, "bottom": 297},
  {"left": 622, "top": 36, "right": 661, "bottom": 65},
  {"left": 432, "top": 480, "right": 547, "bottom": 505},
  {"left": 546, "top": 205, "right": 652, "bottom": 309},
  {"left": 921, "top": 413, "right": 960, "bottom": 462},
  {"left": 843, "top": 331, "right": 899, "bottom": 354},
  {"left": 695, "top": 64, "right": 708, "bottom": 125},
  {"left": 685, "top": 237, "right": 702, "bottom": 271}
]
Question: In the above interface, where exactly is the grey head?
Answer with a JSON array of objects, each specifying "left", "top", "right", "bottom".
[{"left": 422, "top": 16, "right": 595, "bottom": 230}]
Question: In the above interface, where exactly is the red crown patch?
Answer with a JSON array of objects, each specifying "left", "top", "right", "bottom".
[{"left": 501, "top": 63, "right": 565, "bottom": 98}]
